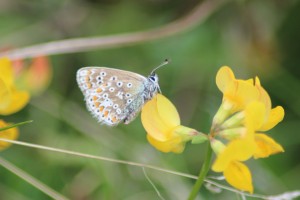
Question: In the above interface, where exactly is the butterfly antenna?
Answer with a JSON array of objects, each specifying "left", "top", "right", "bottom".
[{"left": 150, "top": 59, "right": 170, "bottom": 75}]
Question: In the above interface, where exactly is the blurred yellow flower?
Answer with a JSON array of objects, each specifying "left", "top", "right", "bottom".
[
  {"left": 211, "top": 66, "right": 284, "bottom": 193},
  {"left": 0, "top": 58, "right": 30, "bottom": 115},
  {"left": 13, "top": 56, "right": 52, "bottom": 95},
  {"left": 141, "top": 94, "right": 200, "bottom": 153},
  {"left": 0, "top": 120, "right": 19, "bottom": 150}
]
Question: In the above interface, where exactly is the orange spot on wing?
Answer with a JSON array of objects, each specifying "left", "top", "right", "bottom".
[
  {"left": 99, "top": 106, "right": 104, "bottom": 111},
  {"left": 96, "top": 88, "right": 103, "bottom": 93},
  {"left": 93, "top": 96, "right": 98, "bottom": 101},
  {"left": 94, "top": 102, "right": 100, "bottom": 107},
  {"left": 86, "top": 83, "right": 91, "bottom": 89},
  {"left": 112, "top": 116, "right": 117, "bottom": 123},
  {"left": 104, "top": 110, "right": 109, "bottom": 117}
]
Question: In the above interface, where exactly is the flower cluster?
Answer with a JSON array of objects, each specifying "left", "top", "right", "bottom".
[
  {"left": 210, "top": 66, "right": 284, "bottom": 193},
  {"left": 0, "top": 57, "right": 30, "bottom": 151},
  {"left": 141, "top": 66, "right": 284, "bottom": 193}
]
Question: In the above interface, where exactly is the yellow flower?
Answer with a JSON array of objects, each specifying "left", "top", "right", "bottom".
[
  {"left": 252, "top": 77, "right": 284, "bottom": 158},
  {"left": 211, "top": 66, "right": 285, "bottom": 193},
  {"left": 13, "top": 56, "right": 52, "bottom": 95},
  {"left": 224, "top": 161, "right": 253, "bottom": 193},
  {"left": 215, "top": 66, "right": 260, "bottom": 113},
  {"left": 0, "top": 58, "right": 30, "bottom": 115},
  {"left": 141, "top": 94, "right": 200, "bottom": 153},
  {"left": 0, "top": 120, "right": 19, "bottom": 151},
  {"left": 211, "top": 103, "right": 260, "bottom": 193}
]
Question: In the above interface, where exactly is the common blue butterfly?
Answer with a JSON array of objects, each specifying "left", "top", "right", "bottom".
[{"left": 76, "top": 60, "right": 169, "bottom": 125}]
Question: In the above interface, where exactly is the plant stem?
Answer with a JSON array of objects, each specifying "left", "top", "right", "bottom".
[
  {"left": 0, "top": 120, "right": 33, "bottom": 131},
  {"left": 187, "top": 143, "right": 213, "bottom": 200}
]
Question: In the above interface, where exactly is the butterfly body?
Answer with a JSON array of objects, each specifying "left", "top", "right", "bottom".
[{"left": 76, "top": 67, "right": 160, "bottom": 126}]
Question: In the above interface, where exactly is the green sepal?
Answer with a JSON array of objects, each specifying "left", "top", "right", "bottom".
[{"left": 191, "top": 134, "right": 208, "bottom": 144}]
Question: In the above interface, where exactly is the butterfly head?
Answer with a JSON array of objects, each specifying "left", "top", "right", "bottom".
[
  {"left": 149, "top": 59, "right": 170, "bottom": 93},
  {"left": 149, "top": 72, "right": 159, "bottom": 83},
  {"left": 147, "top": 72, "right": 160, "bottom": 94}
]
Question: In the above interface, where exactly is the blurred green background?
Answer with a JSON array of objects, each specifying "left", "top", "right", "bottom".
[{"left": 1, "top": 0, "right": 300, "bottom": 199}]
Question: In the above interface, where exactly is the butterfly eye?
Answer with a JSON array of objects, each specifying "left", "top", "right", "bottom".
[{"left": 150, "top": 76, "right": 156, "bottom": 82}]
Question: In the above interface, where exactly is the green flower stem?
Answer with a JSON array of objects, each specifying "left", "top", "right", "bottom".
[{"left": 187, "top": 142, "right": 213, "bottom": 200}]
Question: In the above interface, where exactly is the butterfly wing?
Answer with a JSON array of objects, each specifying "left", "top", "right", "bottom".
[{"left": 77, "top": 67, "right": 147, "bottom": 126}]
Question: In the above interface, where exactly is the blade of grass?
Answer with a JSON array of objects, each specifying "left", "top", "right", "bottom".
[
  {"left": 0, "top": 157, "right": 68, "bottom": 200},
  {"left": 0, "top": 138, "right": 288, "bottom": 199},
  {"left": 0, "top": 120, "right": 33, "bottom": 132}
]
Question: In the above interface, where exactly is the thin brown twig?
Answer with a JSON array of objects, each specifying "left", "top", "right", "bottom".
[{"left": 0, "top": 0, "right": 225, "bottom": 60}]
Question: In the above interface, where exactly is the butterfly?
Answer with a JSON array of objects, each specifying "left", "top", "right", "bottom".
[{"left": 76, "top": 60, "right": 169, "bottom": 126}]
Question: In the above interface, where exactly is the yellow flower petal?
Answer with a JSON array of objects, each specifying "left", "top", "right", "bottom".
[
  {"left": 212, "top": 139, "right": 255, "bottom": 172},
  {"left": 0, "top": 89, "right": 30, "bottom": 115},
  {"left": 219, "top": 79, "right": 259, "bottom": 113},
  {"left": 255, "top": 77, "right": 271, "bottom": 110},
  {"left": 141, "top": 96, "right": 170, "bottom": 141},
  {"left": 146, "top": 133, "right": 185, "bottom": 153},
  {"left": 245, "top": 78, "right": 254, "bottom": 84},
  {"left": 0, "top": 58, "right": 14, "bottom": 86},
  {"left": 224, "top": 161, "right": 253, "bottom": 193},
  {"left": 245, "top": 102, "right": 266, "bottom": 131},
  {"left": 0, "top": 79, "right": 11, "bottom": 109},
  {"left": 228, "top": 80, "right": 260, "bottom": 112},
  {"left": 141, "top": 94, "right": 182, "bottom": 141},
  {"left": 156, "top": 94, "right": 180, "bottom": 127},
  {"left": 216, "top": 66, "right": 235, "bottom": 93},
  {"left": 253, "top": 133, "right": 284, "bottom": 159},
  {"left": 0, "top": 120, "right": 19, "bottom": 150},
  {"left": 259, "top": 106, "right": 284, "bottom": 132}
]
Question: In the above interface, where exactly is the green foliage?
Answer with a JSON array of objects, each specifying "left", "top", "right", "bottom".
[{"left": 0, "top": 0, "right": 299, "bottom": 199}]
